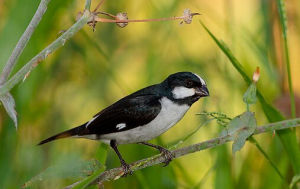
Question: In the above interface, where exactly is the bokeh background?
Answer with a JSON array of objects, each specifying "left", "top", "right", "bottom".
[{"left": 0, "top": 0, "right": 299, "bottom": 188}]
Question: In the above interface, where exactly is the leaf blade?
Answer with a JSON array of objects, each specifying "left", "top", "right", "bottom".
[
  {"left": 201, "top": 22, "right": 300, "bottom": 173},
  {"left": 223, "top": 112, "right": 256, "bottom": 154},
  {"left": 0, "top": 93, "right": 18, "bottom": 128}
]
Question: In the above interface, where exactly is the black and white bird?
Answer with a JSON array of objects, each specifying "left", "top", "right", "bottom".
[{"left": 39, "top": 72, "right": 209, "bottom": 175}]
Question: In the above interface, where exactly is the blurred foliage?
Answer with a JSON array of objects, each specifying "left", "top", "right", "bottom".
[{"left": 0, "top": 0, "right": 300, "bottom": 188}]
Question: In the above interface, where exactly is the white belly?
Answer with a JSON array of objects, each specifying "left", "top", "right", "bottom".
[{"left": 99, "top": 97, "right": 190, "bottom": 144}]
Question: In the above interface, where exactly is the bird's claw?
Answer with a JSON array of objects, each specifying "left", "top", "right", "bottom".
[
  {"left": 121, "top": 161, "right": 133, "bottom": 177},
  {"left": 160, "top": 148, "right": 175, "bottom": 167}
]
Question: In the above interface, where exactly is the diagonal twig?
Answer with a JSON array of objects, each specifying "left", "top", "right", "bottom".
[
  {"left": 0, "top": 0, "right": 52, "bottom": 85},
  {"left": 85, "top": 0, "right": 92, "bottom": 10},
  {"left": 93, "top": 0, "right": 106, "bottom": 12},
  {"left": 0, "top": 10, "right": 92, "bottom": 96}
]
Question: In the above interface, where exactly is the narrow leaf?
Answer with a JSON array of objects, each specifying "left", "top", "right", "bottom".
[
  {"left": 243, "top": 83, "right": 257, "bottom": 106},
  {"left": 0, "top": 93, "right": 18, "bottom": 128},
  {"left": 200, "top": 21, "right": 281, "bottom": 117},
  {"left": 72, "top": 166, "right": 105, "bottom": 189},
  {"left": 95, "top": 143, "right": 108, "bottom": 165},
  {"left": 201, "top": 22, "right": 300, "bottom": 174},
  {"left": 289, "top": 174, "right": 300, "bottom": 189},
  {"left": 65, "top": 144, "right": 108, "bottom": 189},
  {"left": 243, "top": 68, "right": 260, "bottom": 110},
  {"left": 276, "top": 0, "right": 296, "bottom": 118}
]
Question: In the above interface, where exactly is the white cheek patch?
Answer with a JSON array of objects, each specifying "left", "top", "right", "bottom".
[
  {"left": 172, "top": 86, "right": 195, "bottom": 99},
  {"left": 193, "top": 73, "right": 206, "bottom": 85},
  {"left": 116, "top": 123, "right": 126, "bottom": 130}
]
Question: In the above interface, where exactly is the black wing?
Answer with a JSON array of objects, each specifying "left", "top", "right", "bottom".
[{"left": 84, "top": 94, "right": 162, "bottom": 135}]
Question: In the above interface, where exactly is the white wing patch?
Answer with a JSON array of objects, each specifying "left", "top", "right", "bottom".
[
  {"left": 193, "top": 73, "right": 206, "bottom": 85},
  {"left": 86, "top": 115, "right": 99, "bottom": 128},
  {"left": 116, "top": 123, "right": 126, "bottom": 130},
  {"left": 99, "top": 97, "right": 190, "bottom": 144},
  {"left": 172, "top": 86, "right": 195, "bottom": 99}
]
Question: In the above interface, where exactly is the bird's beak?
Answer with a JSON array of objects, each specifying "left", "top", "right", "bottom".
[{"left": 195, "top": 85, "right": 209, "bottom": 97}]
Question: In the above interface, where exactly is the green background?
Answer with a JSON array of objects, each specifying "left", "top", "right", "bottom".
[{"left": 0, "top": 0, "right": 299, "bottom": 188}]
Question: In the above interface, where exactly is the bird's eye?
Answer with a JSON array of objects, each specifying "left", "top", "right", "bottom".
[{"left": 186, "top": 80, "right": 193, "bottom": 88}]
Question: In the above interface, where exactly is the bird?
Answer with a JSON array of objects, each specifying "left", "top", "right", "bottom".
[{"left": 38, "top": 72, "right": 209, "bottom": 175}]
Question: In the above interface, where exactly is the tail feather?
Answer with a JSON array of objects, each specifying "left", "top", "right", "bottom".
[{"left": 38, "top": 124, "right": 87, "bottom": 145}]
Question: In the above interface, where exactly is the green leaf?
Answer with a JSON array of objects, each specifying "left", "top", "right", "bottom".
[
  {"left": 0, "top": 93, "right": 17, "bottom": 128},
  {"left": 72, "top": 166, "right": 105, "bottom": 189},
  {"left": 276, "top": 0, "right": 296, "bottom": 118},
  {"left": 67, "top": 143, "right": 108, "bottom": 189},
  {"left": 215, "top": 145, "right": 234, "bottom": 189},
  {"left": 201, "top": 22, "right": 300, "bottom": 174},
  {"left": 221, "top": 112, "right": 256, "bottom": 154},
  {"left": 276, "top": 0, "right": 288, "bottom": 39},
  {"left": 243, "top": 83, "right": 257, "bottom": 106},
  {"left": 289, "top": 174, "right": 300, "bottom": 189},
  {"left": 200, "top": 21, "right": 280, "bottom": 117},
  {"left": 95, "top": 143, "right": 108, "bottom": 165}
]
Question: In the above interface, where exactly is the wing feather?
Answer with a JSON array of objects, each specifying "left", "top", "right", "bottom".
[{"left": 85, "top": 94, "right": 161, "bottom": 135}]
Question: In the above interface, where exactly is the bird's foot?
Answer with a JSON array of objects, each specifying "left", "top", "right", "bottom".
[
  {"left": 159, "top": 148, "right": 175, "bottom": 167},
  {"left": 137, "top": 142, "right": 175, "bottom": 166},
  {"left": 120, "top": 161, "right": 133, "bottom": 177}
]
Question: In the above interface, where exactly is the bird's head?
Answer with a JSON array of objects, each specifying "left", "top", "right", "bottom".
[{"left": 161, "top": 72, "right": 209, "bottom": 105}]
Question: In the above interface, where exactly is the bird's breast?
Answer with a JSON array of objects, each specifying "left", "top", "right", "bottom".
[{"left": 151, "top": 97, "right": 190, "bottom": 133}]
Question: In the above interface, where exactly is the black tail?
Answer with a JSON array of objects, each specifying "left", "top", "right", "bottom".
[{"left": 38, "top": 124, "right": 87, "bottom": 145}]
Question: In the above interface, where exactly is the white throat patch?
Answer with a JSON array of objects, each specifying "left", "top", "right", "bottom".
[
  {"left": 172, "top": 86, "right": 195, "bottom": 99},
  {"left": 193, "top": 73, "right": 206, "bottom": 85}
]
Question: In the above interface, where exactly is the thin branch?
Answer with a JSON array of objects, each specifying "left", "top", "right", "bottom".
[
  {"left": 0, "top": 0, "right": 52, "bottom": 85},
  {"left": 0, "top": 10, "right": 92, "bottom": 96},
  {"left": 93, "top": 0, "right": 106, "bottom": 12},
  {"left": 65, "top": 118, "right": 300, "bottom": 188},
  {"left": 95, "top": 16, "right": 187, "bottom": 23},
  {"left": 94, "top": 11, "right": 116, "bottom": 19},
  {"left": 0, "top": 8, "right": 199, "bottom": 96},
  {"left": 84, "top": 0, "right": 92, "bottom": 11},
  {"left": 92, "top": 12, "right": 200, "bottom": 24}
]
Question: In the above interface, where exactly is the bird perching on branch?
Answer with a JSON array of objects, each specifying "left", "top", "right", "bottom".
[{"left": 39, "top": 72, "right": 209, "bottom": 175}]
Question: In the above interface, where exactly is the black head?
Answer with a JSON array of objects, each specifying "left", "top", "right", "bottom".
[{"left": 161, "top": 72, "right": 209, "bottom": 105}]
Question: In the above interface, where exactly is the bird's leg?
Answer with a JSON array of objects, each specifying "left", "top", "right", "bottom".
[
  {"left": 138, "top": 142, "right": 175, "bottom": 166},
  {"left": 110, "top": 140, "right": 132, "bottom": 176}
]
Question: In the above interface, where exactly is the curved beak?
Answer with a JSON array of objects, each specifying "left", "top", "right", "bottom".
[{"left": 195, "top": 85, "right": 209, "bottom": 97}]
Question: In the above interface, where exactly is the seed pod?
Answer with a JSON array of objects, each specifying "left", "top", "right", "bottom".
[
  {"left": 116, "top": 13, "right": 128, "bottom": 28},
  {"left": 183, "top": 9, "right": 193, "bottom": 24}
]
